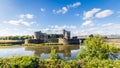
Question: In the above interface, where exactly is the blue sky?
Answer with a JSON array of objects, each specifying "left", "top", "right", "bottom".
[{"left": 0, "top": 0, "right": 120, "bottom": 36}]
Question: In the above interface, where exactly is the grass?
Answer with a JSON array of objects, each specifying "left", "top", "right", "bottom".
[
  {"left": 0, "top": 44, "right": 12, "bottom": 46},
  {"left": 23, "top": 43, "right": 63, "bottom": 46}
]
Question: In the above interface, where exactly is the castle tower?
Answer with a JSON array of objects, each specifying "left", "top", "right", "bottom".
[{"left": 63, "top": 29, "right": 70, "bottom": 39}]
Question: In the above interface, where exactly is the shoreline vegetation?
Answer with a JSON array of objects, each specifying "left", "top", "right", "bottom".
[
  {"left": 1, "top": 35, "right": 120, "bottom": 68},
  {"left": 22, "top": 43, "right": 63, "bottom": 46},
  {"left": 0, "top": 43, "right": 63, "bottom": 46}
]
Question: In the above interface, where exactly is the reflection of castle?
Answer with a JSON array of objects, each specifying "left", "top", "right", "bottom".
[
  {"left": 25, "top": 29, "right": 81, "bottom": 44},
  {"left": 25, "top": 45, "right": 79, "bottom": 57}
]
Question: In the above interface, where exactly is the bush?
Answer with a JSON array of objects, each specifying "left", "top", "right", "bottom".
[
  {"left": 39, "top": 59, "right": 79, "bottom": 68},
  {"left": 78, "top": 58, "right": 120, "bottom": 68},
  {"left": 50, "top": 47, "right": 60, "bottom": 59},
  {"left": 0, "top": 56, "right": 40, "bottom": 68},
  {"left": 77, "top": 35, "right": 119, "bottom": 60}
]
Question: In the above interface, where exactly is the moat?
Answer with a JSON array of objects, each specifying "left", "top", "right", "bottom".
[{"left": 0, "top": 45, "right": 80, "bottom": 60}]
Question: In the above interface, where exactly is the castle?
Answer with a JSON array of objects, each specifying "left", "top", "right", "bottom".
[{"left": 25, "top": 29, "right": 81, "bottom": 44}]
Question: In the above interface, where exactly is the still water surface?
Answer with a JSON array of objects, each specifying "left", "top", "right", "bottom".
[{"left": 0, "top": 45, "right": 80, "bottom": 60}]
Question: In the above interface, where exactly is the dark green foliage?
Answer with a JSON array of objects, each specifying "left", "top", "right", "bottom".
[
  {"left": 0, "top": 56, "right": 79, "bottom": 68},
  {"left": 0, "top": 56, "right": 39, "bottom": 68},
  {"left": 78, "top": 58, "right": 120, "bottom": 68},
  {"left": 50, "top": 47, "right": 60, "bottom": 59},
  {"left": 76, "top": 35, "right": 120, "bottom": 68},
  {"left": 77, "top": 35, "right": 119, "bottom": 60},
  {"left": 0, "top": 35, "right": 32, "bottom": 40},
  {"left": 39, "top": 59, "right": 79, "bottom": 68}
]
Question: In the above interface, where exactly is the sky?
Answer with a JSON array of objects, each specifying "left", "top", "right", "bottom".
[{"left": 0, "top": 0, "right": 120, "bottom": 36}]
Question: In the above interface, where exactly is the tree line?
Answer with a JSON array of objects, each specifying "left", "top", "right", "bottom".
[{"left": 0, "top": 35, "right": 32, "bottom": 40}]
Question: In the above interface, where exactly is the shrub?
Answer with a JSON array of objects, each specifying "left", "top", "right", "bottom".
[
  {"left": 77, "top": 35, "right": 119, "bottom": 60},
  {"left": 0, "top": 56, "right": 40, "bottom": 68},
  {"left": 50, "top": 47, "right": 60, "bottom": 59}
]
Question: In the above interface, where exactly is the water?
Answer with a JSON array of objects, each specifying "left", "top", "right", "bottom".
[{"left": 0, "top": 45, "right": 80, "bottom": 60}]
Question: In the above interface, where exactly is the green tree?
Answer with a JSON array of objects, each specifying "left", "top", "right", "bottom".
[{"left": 77, "top": 35, "right": 119, "bottom": 60}]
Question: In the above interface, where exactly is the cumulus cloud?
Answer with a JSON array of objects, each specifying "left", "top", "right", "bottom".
[
  {"left": 67, "top": 2, "right": 81, "bottom": 8},
  {"left": 40, "top": 8, "right": 45, "bottom": 12},
  {"left": 83, "top": 8, "right": 101, "bottom": 20},
  {"left": 39, "top": 25, "right": 76, "bottom": 34},
  {"left": 19, "top": 14, "right": 34, "bottom": 19},
  {"left": 53, "top": 2, "right": 81, "bottom": 14},
  {"left": 82, "top": 20, "right": 94, "bottom": 27},
  {"left": 55, "top": 7, "right": 68, "bottom": 14},
  {"left": 102, "top": 23, "right": 113, "bottom": 27},
  {"left": 95, "top": 10, "right": 113, "bottom": 18},
  {"left": 4, "top": 19, "right": 33, "bottom": 26},
  {"left": 102, "top": 23, "right": 120, "bottom": 28},
  {"left": 50, "top": 25, "right": 76, "bottom": 30},
  {"left": 4, "top": 14, "right": 35, "bottom": 27}
]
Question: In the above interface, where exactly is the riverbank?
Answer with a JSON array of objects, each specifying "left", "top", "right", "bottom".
[
  {"left": 1, "top": 55, "right": 120, "bottom": 68},
  {"left": 0, "top": 56, "right": 79, "bottom": 68}
]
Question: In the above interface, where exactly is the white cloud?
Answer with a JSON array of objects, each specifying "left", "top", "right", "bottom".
[
  {"left": 4, "top": 14, "right": 35, "bottom": 27},
  {"left": 40, "top": 8, "right": 45, "bottom": 12},
  {"left": 82, "top": 20, "right": 94, "bottom": 27},
  {"left": 53, "top": 2, "right": 80, "bottom": 14},
  {"left": 39, "top": 25, "right": 77, "bottom": 34},
  {"left": 67, "top": 2, "right": 81, "bottom": 8},
  {"left": 95, "top": 10, "right": 113, "bottom": 18},
  {"left": 5, "top": 19, "right": 33, "bottom": 26},
  {"left": 83, "top": 8, "right": 101, "bottom": 20},
  {"left": 102, "top": 23, "right": 113, "bottom": 27},
  {"left": 19, "top": 14, "right": 34, "bottom": 19},
  {"left": 50, "top": 25, "right": 76, "bottom": 29},
  {"left": 0, "top": 27, "right": 35, "bottom": 36},
  {"left": 102, "top": 23, "right": 120, "bottom": 28},
  {"left": 54, "top": 7, "right": 68, "bottom": 14}
]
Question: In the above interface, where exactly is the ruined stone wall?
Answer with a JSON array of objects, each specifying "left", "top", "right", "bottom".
[
  {"left": 25, "top": 39, "right": 44, "bottom": 44},
  {"left": 58, "top": 38, "right": 69, "bottom": 45},
  {"left": 58, "top": 38, "right": 80, "bottom": 45}
]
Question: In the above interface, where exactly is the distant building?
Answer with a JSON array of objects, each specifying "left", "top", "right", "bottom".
[
  {"left": 77, "top": 35, "right": 89, "bottom": 39},
  {"left": 105, "top": 35, "right": 120, "bottom": 39}
]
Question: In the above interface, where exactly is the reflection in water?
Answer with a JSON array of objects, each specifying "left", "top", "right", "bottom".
[
  {"left": 0, "top": 47, "right": 34, "bottom": 57},
  {"left": 0, "top": 45, "right": 80, "bottom": 60},
  {"left": 25, "top": 45, "right": 79, "bottom": 59}
]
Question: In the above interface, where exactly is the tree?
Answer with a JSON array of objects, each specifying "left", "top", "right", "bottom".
[{"left": 76, "top": 35, "right": 119, "bottom": 60}]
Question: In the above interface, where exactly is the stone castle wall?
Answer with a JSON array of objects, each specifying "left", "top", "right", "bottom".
[
  {"left": 58, "top": 38, "right": 80, "bottom": 45},
  {"left": 58, "top": 38, "right": 69, "bottom": 45},
  {"left": 25, "top": 39, "right": 44, "bottom": 44}
]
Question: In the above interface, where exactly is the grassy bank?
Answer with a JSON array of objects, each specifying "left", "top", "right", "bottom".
[
  {"left": 22, "top": 43, "right": 63, "bottom": 46},
  {"left": 0, "top": 44, "right": 12, "bottom": 46}
]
